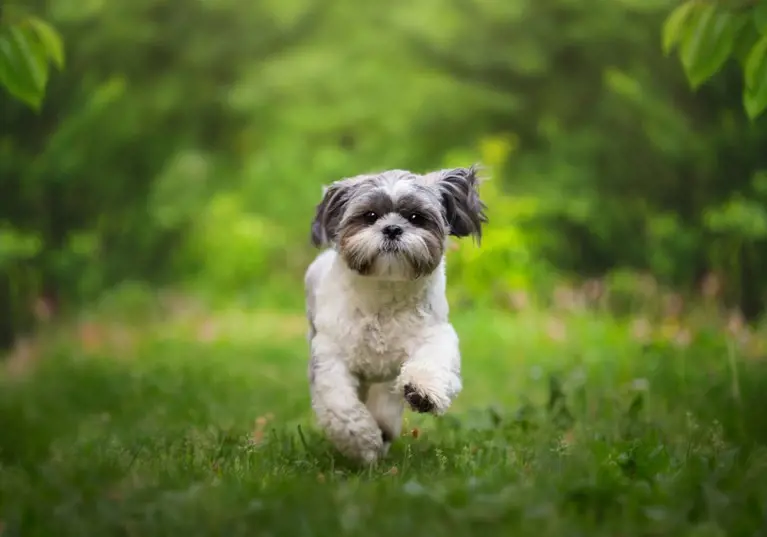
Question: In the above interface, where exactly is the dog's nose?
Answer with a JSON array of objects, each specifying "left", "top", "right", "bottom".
[{"left": 382, "top": 224, "right": 403, "bottom": 239}]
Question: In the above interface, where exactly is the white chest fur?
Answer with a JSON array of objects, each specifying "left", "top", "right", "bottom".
[{"left": 306, "top": 250, "right": 449, "bottom": 383}]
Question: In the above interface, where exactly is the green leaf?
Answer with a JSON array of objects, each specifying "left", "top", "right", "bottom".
[
  {"left": 26, "top": 16, "right": 65, "bottom": 69},
  {"left": 679, "top": 3, "right": 748, "bottom": 89},
  {"left": 745, "top": 32, "right": 767, "bottom": 89},
  {"left": 754, "top": 1, "right": 767, "bottom": 35},
  {"left": 0, "top": 24, "right": 49, "bottom": 111},
  {"left": 662, "top": 0, "right": 697, "bottom": 55},
  {"left": 732, "top": 18, "right": 760, "bottom": 66},
  {"left": 743, "top": 34, "right": 767, "bottom": 119},
  {"left": 743, "top": 83, "right": 765, "bottom": 119}
]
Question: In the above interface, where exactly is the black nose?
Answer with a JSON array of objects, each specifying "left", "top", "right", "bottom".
[{"left": 382, "top": 224, "right": 403, "bottom": 239}]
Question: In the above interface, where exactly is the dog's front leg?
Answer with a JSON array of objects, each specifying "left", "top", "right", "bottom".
[
  {"left": 396, "top": 323, "right": 463, "bottom": 416},
  {"left": 309, "top": 337, "right": 384, "bottom": 464}
]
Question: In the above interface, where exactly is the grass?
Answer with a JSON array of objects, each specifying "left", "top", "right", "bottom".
[{"left": 2, "top": 293, "right": 767, "bottom": 537}]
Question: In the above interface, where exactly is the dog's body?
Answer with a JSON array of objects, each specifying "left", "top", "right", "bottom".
[{"left": 305, "top": 166, "right": 486, "bottom": 464}]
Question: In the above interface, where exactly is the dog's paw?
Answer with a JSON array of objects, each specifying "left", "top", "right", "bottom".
[
  {"left": 396, "top": 367, "right": 454, "bottom": 415},
  {"left": 404, "top": 383, "right": 436, "bottom": 413}
]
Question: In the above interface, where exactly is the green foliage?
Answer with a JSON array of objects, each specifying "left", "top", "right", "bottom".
[
  {"left": 704, "top": 195, "right": 767, "bottom": 239},
  {"left": 4, "top": 0, "right": 767, "bottom": 345},
  {"left": 188, "top": 192, "right": 290, "bottom": 298},
  {"left": 0, "top": 5, "right": 64, "bottom": 110},
  {"left": 443, "top": 135, "right": 557, "bottom": 306},
  {"left": 663, "top": 0, "right": 767, "bottom": 120},
  {"left": 0, "top": 227, "right": 43, "bottom": 269},
  {"left": 0, "top": 0, "right": 326, "bottom": 344}
]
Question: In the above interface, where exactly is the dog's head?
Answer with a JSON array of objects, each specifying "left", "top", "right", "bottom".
[{"left": 310, "top": 166, "right": 487, "bottom": 280}]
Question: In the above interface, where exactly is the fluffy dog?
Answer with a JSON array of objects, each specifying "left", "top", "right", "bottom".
[{"left": 304, "top": 165, "right": 487, "bottom": 464}]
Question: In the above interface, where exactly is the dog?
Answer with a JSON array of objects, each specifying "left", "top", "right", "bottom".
[{"left": 304, "top": 165, "right": 487, "bottom": 464}]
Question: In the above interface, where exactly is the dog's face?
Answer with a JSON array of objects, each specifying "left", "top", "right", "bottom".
[{"left": 310, "top": 166, "right": 487, "bottom": 280}]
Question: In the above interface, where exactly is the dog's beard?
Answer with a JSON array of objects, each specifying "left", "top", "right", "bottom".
[{"left": 339, "top": 228, "right": 442, "bottom": 280}]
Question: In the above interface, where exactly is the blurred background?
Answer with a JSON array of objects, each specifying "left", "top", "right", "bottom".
[{"left": 2, "top": 0, "right": 767, "bottom": 350}]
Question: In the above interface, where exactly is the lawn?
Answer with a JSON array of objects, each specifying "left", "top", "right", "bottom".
[{"left": 1, "top": 292, "right": 767, "bottom": 537}]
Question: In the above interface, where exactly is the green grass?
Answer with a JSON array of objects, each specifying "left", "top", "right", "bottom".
[{"left": 2, "top": 302, "right": 767, "bottom": 537}]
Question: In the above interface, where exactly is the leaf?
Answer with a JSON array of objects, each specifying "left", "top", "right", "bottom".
[
  {"left": 0, "top": 24, "right": 49, "bottom": 110},
  {"left": 679, "top": 3, "right": 748, "bottom": 89},
  {"left": 732, "top": 19, "right": 760, "bottom": 66},
  {"left": 754, "top": 1, "right": 767, "bottom": 35},
  {"left": 662, "top": 0, "right": 697, "bottom": 55},
  {"left": 26, "top": 17, "right": 65, "bottom": 69},
  {"left": 744, "top": 86, "right": 767, "bottom": 120},
  {"left": 743, "top": 34, "right": 767, "bottom": 119},
  {"left": 745, "top": 33, "right": 767, "bottom": 89}
]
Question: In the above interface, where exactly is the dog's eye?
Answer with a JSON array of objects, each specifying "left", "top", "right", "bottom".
[
  {"left": 363, "top": 211, "right": 379, "bottom": 225},
  {"left": 407, "top": 213, "right": 425, "bottom": 226}
]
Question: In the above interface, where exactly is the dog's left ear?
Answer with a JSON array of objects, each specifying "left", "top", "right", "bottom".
[
  {"left": 310, "top": 179, "right": 354, "bottom": 248},
  {"left": 436, "top": 165, "right": 488, "bottom": 243}
]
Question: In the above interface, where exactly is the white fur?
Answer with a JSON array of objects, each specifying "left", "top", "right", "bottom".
[{"left": 305, "top": 248, "right": 462, "bottom": 464}]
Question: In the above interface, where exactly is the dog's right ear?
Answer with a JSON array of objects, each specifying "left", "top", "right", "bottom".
[
  {"left": 435, "top": 164, "right": 488, "bottom": 244},
  {"left": 310, "top": 180, "right": 354, "bottom": 247}
]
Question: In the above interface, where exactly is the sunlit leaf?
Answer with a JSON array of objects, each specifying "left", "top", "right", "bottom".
[
  {"left": 743, "top": 33, "right": 767, "bottom": 120},
  {"left": 662, "top": 0, "right": 697, "bottom": 55},
  {"left": 26, "top": 16, "right": 65, "bottom": 69},
  {"left": 0, "top": 24, "right": 48, "bottom": 111},
  {"left": 745, "top": 33, "right": 767, "bottom": 90},
  {"left": 744, "top": 85, "right": 767, "bottom": 120},
  {"left": 679, "top": 4, "right": 748, "bottom": 89}
]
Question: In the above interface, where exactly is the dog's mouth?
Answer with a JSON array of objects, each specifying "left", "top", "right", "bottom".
[{"left": 380, "top": 240, "right": 403, "bottom": 254}]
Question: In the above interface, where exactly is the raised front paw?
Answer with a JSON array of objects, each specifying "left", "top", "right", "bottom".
[{"left": 403, "top": 383, "right": 436, "bottom": 413}]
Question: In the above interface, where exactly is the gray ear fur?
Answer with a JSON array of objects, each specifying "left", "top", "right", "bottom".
[
  {"left": 310, "top": 180, "right": 354, "bottom": 247},
  {"left": 437, "top": 164, "right": 488, "bottom": 242}
]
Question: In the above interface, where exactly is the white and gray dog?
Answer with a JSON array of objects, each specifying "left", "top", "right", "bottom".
[{"left": 304, "top": 165, "right": 487, "bottom": 464}]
